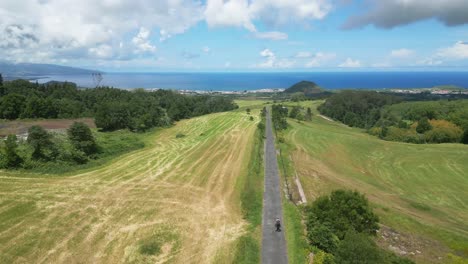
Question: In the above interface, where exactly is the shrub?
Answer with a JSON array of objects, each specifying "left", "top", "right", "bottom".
[
  {"left": 424, "top": 119, "right": 463, "bottom": 143},
  {"left": 175, "top": 133, "right": 186, "bottom": 138},
  {"left": 3, "top": 135, "right": 23, "bottom": 168},
  {"left": 139, "top": 240, "right": 161, "bottom": 256},
  {"left": 334, "top": 230, "right": 383, "bottom": 264},
  {"left": 416, "top": 117, "right": 432, "bottom": 133},
  {"left": 27, "top": 126, "right": 55, "bottom": 160},
  {"left": 308, "top": 222, "right": 339, "bottom": 253},
  {"left": 305, "top": 190, "right": 379, "bottom": 240},
  {"left": 67, "top": 122, "right": 98, "bottom": 156}
]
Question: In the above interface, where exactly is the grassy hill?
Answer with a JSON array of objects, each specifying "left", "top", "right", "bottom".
[
  {"left": 283, "top": 81, "right": 332, "bottom": 99},
  {"left": 0, "top": 109, "right": 260, "bottom": 263},
  {"left": 278, "top": 101, "right": 468, "bottom": 263},
  {"left": 283, "top": 81, "right": 320, "bottom": 93}
]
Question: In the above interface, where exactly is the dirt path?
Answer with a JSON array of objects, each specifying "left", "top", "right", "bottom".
[{"left": 261, "top": 109, "right": 288, "bottom": 264}]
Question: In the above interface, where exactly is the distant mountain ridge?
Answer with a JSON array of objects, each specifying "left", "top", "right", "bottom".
[{"left": 0, "top": 62, "right": 100, "bottom": 79}]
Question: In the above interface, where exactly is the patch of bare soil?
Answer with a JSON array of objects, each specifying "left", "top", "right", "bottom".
[
  {"left": 0, "top": 118, "right": 95, "bottom": 136},
  {"left": 377, "top": 225, "right": 449, "bottom": 263}
]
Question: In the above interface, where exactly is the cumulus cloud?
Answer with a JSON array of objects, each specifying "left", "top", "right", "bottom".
[
  {"left": 132, "top": 27, "right": 157, "bottom": 54},
  {"left": 390, "top": 48, "right": 414, "bottom": 58},
  {"left": 255, "top": 48, "right": 295, "bottom": 68},
  {"left": 253, "top": 31, "right": 288, "bottom": 40},
  {"left": 436, "top": 41, "right": 468, "bottom": 60},
  {"left": 204, "top": 0, "right": 256, "bottom": 31},
  {"left": 343, "top": 0, "right": 468, "bottom": 29},
  {"left": 0, "top": 0, "right": 203, "bottom": 62},
  {"left": 202, "top": 46, "right": 211, "bottom": 53},
  {"left": 205, "top": 0, "right": 332, "bottom": 32},
  {"left": 339, "top": 58, "right": 361, "bottom": 68}
]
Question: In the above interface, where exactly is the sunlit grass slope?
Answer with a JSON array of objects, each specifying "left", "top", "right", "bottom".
[
  {"left": 0, "top": 110, "right": 258, "bottom": 263},
  {"left": 282, "top": 100, "right": 468, "bottom": 263}
]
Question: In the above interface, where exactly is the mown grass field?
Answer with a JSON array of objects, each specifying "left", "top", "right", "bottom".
[
  {"left": 0, "top": 109, "right": 259, "bottom": 263},
  {"left": 279, "top": 100, "right": 468, "bottom": 263}
]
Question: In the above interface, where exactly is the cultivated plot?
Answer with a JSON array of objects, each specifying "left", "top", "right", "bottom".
[{"left": 0, "top": 111, "right": 257, "bottom": 263}]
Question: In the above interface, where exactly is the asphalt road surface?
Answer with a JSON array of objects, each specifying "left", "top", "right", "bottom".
[{"left": 261, "top": 109, "right": 288, "bottom": 264}]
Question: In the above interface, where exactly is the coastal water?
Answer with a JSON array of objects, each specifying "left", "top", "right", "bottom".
[{"left": 35, "top": 72, "right": 468, "bottom": 90}]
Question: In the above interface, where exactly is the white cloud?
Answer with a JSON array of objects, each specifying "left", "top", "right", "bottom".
[
  {"left": 0, "top": 0, "right": 203, "bottom": 62},
  {"left": 255, "top": 48, "right": 295, "bottom": 68},
  {"left": 260, "top": 48, "right": 275, "bottom": 58},
  {"left": 339, "top": 58, "right": 361, "bottom": 68},
  {"left": 305, "top": 52, "right": 336, "bottom": 67},
  {"left": 132, "top": 27, "right": 157, "bottom": 54},
  {"left": 417, "top": 58, "right": 443, "bottom": 66},
  {"left": 204, "top": 0, "right": 256, "bottom": 31},
  {"left": 390, "top": 48, "right": 414, "bottom": 58},
  {"left": 436, "top": 41, "right": 468, "bottom": 59},
  {"left": 343, "top": 0, "right": 468, "bottom": 29},
  {"left": 253, "top": 31, "right": 288, "bottom": 40},
  {"left": 205, "top": 0, "right": 332, "bottom": 32},
  {"left": 89, "top": 44, "right": 114, "bottom": 59},
  {"left": 202, "top": 46, "right": 211, "bottom": 53}
]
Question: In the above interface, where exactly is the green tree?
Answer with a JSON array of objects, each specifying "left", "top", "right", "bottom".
[
  {"left": 462, "top": 129, "right": 468, "bottom": 144},
  {"left": 246, "top": 108, "right": 251, "bottom": 114},
  {"left": 4, "top": 135, "right": 23, "bottom": 168},
  {"left": 27, "top": 126, "right": 54, "bottom": 160},
  {"left": 334, "top": 231, "right": 383, "bottom": 264},
  {"left": 95, "top": 102, "right": 131, "bottom": 131},
  {"left": 289, "top": 106, "right": 302, "bottom": 119},
  {"left": 291, "top": 92, "right": 306, "bottom": 102},
  {"left": 0, "top": 93, "right": 26, "bottom": 119},
  {"left": 307, "top": 222, "right": 339, "bottom": 253},
  {"left": 67, "top": 122, "right": 98, "bottom": 156},
  {"left": 305, "top": 190, "right": 379, "bottom": 239},
  {"left": 416, "top": 117, "right": 432, "bottom": 134},
  {"left": 305, "top": 107, "right": 313, "bottom": 121},
  {"left": 0, "top": 73, "right": 4, "bottom": 96}
]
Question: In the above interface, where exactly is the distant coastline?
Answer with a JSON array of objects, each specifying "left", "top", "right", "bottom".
[{"left": 21, "top": 71, "right": 468, "bottom": 91}]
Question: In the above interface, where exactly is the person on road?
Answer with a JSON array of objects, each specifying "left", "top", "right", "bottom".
[{"left": 275, "top": 218, "right": 281, "bottom": 232}]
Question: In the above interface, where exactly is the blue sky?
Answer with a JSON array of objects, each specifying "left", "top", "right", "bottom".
[{"left": 1, "top": 0, "right": 468, "bottom": 72}]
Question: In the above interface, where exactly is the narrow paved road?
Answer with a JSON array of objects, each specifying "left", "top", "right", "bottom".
[{"left": 262, "top": 109, "right": 288, "bottom": 264}]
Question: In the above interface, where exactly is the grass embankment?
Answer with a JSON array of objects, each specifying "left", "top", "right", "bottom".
[
  {"left": 233, "top": 108, "right": 265, "bottom": 263},
  {"left": 280, "top": 100, "right": 468, "bottom": 263},
  {"left": 0, "top": 110, "right": 258, "bottom": 263},
  {"left": 274, "top": 123, "right": 310, "bottom": 264}
]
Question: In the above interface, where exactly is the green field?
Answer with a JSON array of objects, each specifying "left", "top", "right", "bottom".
[
  {"left": 0, "top": 109, "right": 261, "bottom": 263},
  {"left": 278, "top": 101, "right": 468, "bottom": 263}
]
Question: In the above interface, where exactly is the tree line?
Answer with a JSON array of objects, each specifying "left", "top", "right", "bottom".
[
  {"left": 318, "top": 90, "right": 468, "bottom": 144},
  {"left": 0, "top": 78, "right": 238, "bottom": 131},
  {"left": 1, "top": 122, "right": 99, "bottom": 169}
]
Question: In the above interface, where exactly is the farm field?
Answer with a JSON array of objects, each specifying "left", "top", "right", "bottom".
[
  {"left": 280, "top": 101, "right": 468, "bottom": 263},
  {"left": 0, "top": 118, "right": 96, "bottom": 137},
  {"left": 0, "top": 110, "right": 258, "bottom": 263}
]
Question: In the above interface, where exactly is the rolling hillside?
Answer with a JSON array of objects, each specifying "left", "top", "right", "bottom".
[
  {"left": 0, "top": 110, "right": 258, "bottom": 263},
  {"left": 279, "top": 101, "right": 468, "bottom": 263}
]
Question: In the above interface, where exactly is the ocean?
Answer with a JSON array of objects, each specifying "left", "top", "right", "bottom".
[{"left": 35, "top": 71, "right": 468, "bottom": 91}]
